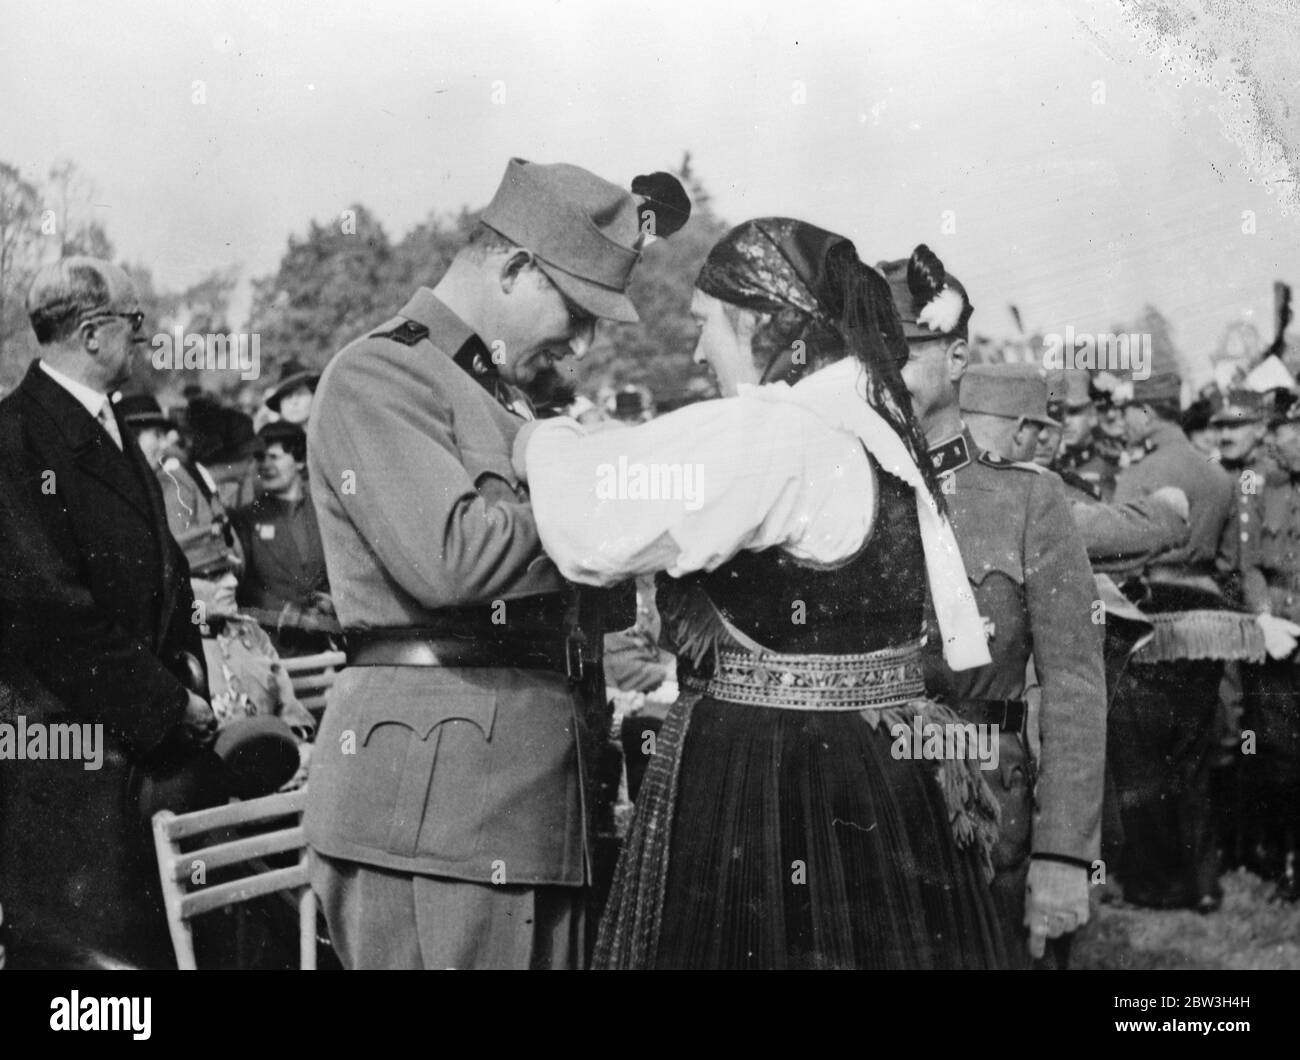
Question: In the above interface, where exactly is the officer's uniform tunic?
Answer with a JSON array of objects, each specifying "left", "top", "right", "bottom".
[
  {"left": 304, "top": 290, "right": 596, "bottom": 969},
  {"left": 923, "top": 428, "right": 1107, "bottom": 967}
]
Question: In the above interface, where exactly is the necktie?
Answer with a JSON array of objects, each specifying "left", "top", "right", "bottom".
[{"left": 97, "top": 401, "right": 123, "bottom": 450}]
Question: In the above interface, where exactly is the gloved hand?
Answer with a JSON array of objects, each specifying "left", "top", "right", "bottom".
[
  {"left": 1257, "top": 612, "right": 1300, "bottom": 660},
  {"left": 1025, "top": 859, "right": 1090, "bottom": 959}
]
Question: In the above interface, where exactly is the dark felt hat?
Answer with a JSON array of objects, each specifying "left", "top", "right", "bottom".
[
  {"left": 191, "top": 405, "right": 258, "bottom": 465},
  {"left": 134, "top": 717, "right": 301, "bottom": 825},
  {"left": 116, "top": 393, "right": 175, "bottom": 431},
  {"left": 212, "top": 716, "right": 302, "bottom": 801},
  {"left": 265, "top": 359, "right": 320, "bottom": 413},
  {"left": 481, "top": 157, "right": 643, "bottom": 324}
]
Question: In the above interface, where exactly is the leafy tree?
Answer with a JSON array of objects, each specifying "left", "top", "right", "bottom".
[
  {"left": 247, "top": 203, "right": 397, "bottom": 374},
  {"left": 0, "top": 161, "right": 41, "bottom": 382}
]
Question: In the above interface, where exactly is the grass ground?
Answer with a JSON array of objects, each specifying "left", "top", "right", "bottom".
[{"left": 1073, "top": 868, "right": 1300, "bottom": 969}]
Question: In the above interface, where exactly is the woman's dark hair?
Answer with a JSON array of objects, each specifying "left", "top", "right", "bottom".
[
  {"left": 698, "top": 219, "right": 945, "bottom": 512},
  {"left": 257, "top": 420, "right": 307, "bottom": 464}
]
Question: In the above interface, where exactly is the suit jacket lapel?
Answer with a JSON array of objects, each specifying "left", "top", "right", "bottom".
[{"left": 22, "top": 364, "right": 155, "bottom": 523}]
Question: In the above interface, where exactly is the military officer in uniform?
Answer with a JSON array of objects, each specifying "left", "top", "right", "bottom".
[
  {"left": 882, "top": 246, "right": 1106, "bottom": 969},
  {"left": 1207, "top": 389, "right": 1275, "bottom": 869},
  {"left": 1090, "top": 371, "right": 1131, "bottom": 484},
  {"left": 1107, "top": 356, "right": 1245, "bottom": 911},
  {"left": 1055, "top": 369, "right": 1118, "bottom": 500},
  {"left": 1213, "top": 390, "right": 1276, "bottom": 599},
  {"left": 304, "top": 159, "right": 649, "bottom": 969},
  {"left": 1046, "top": 370, "right": 1191, "bottom": 573},
  {"left": 1238, "top": 403, "right": 1300, "bottom": 898}
]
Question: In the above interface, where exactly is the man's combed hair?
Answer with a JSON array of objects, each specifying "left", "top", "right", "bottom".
[{"left": 27, "top": 260, "right": 113, "bottom": 346}]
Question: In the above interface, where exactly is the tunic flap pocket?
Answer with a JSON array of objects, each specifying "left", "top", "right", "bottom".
[
  {"left": 361, "top": 693, "right": 496, "bottom": 744},
  {"left": 964, "top": 545, "right": 1024, "bottom": 587}
]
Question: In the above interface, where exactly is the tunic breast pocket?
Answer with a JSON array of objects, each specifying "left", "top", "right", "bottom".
[
  {"left": 966, "top": 547, "right": 1025, "bottom": 591},
  {"left": 461, "top": 446, "right": 524, "bottom": 503},
  {"left": 354, "top": 692, "right": 497, "bottom": 862}
]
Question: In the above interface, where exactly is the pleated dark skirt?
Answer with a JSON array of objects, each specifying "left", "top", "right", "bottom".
[{"left": 598, "top": 695, "right": 1009, "bottom": 969}]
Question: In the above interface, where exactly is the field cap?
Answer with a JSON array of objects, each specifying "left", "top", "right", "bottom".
[
  {"left": 1209, "top": 389, "right": 1265, "bottom": 426},
  {"left": 876, "top": 244, "right": 974, "bottom": 341},
  {"left": 960, "top": 363, "right": 1061, "bottom": 427},
  {"left": 481, "top": 157, "right": 642, "bottom": 323}
]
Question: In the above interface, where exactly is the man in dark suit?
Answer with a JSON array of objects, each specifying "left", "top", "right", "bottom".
[{"left": 0, "top": 257, "right": 217, "bottom": 968}]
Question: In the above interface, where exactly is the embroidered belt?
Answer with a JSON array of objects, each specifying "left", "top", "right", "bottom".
[{"left": 703, "top": 640, "right": 926, "bottom": 711}]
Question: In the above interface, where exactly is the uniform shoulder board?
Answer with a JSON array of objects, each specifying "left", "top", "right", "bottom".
[{"left": 371, "top": 319, "right": 429, "bottom": 346}]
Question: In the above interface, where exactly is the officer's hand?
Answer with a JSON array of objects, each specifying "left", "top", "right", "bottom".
[
  {"left": 1149, "top": 486, "right": 1189, "bottom": 523},
  {"left": 511, "top": 420, "right": 544, "bottom": 482},
  {"left": 1025, "top": 859, "right": 1090, "bottom": 959},
  {"left": 1257, "top": 613, "right": 1300, "bottom": 660}
]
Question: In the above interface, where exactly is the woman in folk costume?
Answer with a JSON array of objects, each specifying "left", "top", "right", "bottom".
[{"left": 514, "top": 218, "right": 1009, "bottom": 968}]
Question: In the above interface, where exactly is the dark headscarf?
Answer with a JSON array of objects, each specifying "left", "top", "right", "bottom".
[{"left": 696, "top": 218, "right": 944, "bottom": 510}]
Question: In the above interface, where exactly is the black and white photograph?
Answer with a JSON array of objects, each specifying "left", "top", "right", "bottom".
[{"left": 0, "top": 0, "right": 1297, "bottom": 1034}]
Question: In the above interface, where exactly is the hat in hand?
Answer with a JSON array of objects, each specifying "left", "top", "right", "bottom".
[{"left": 212, "top": 716, "right": 303, "bottom": 800}]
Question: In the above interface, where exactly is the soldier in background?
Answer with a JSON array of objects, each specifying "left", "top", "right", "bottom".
[
  {"left": 1214, "top": 390, "right": 1274, "bottom": 596},
  {"left": 1090, "top": 371, "right": 1131, "bottom": 486},
  {"left": 1238, "top": 403, "right": 1300, "bottom": 899},
  {"left": 882, "top": 248, "right": 1106, "bottom": 970},
  {"left": 1208, "top": 390, "right": 1275, "bottom": 870},
  {"left": 1107, "top": 354, "right": 1245, "bottom": 912},
  {"left": 1056, "top": 369, "right": 1118, "bottom": 500}
]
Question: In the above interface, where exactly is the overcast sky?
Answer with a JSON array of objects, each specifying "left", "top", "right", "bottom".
[{"left": 2, "top": 0, "right": 1298, "bottom": 382}]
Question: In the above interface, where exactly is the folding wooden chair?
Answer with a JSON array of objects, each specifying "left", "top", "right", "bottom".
[
  {"left": 151, "top": 787, "right": 316, "bottom": 969},
  {"left": 281, "top": 650, "right": 346, "bottom": 720}
]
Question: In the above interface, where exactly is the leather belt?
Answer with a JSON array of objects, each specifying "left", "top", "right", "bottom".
[
  {"left": 1265, "top": 571, "right": 1300, "bottom": 593},
  {"left": 345, "top": 630, "right": 580, "bottom": 677},
  {"left": 950, "top": 698, "right": 1027, "bottom": 734}
]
